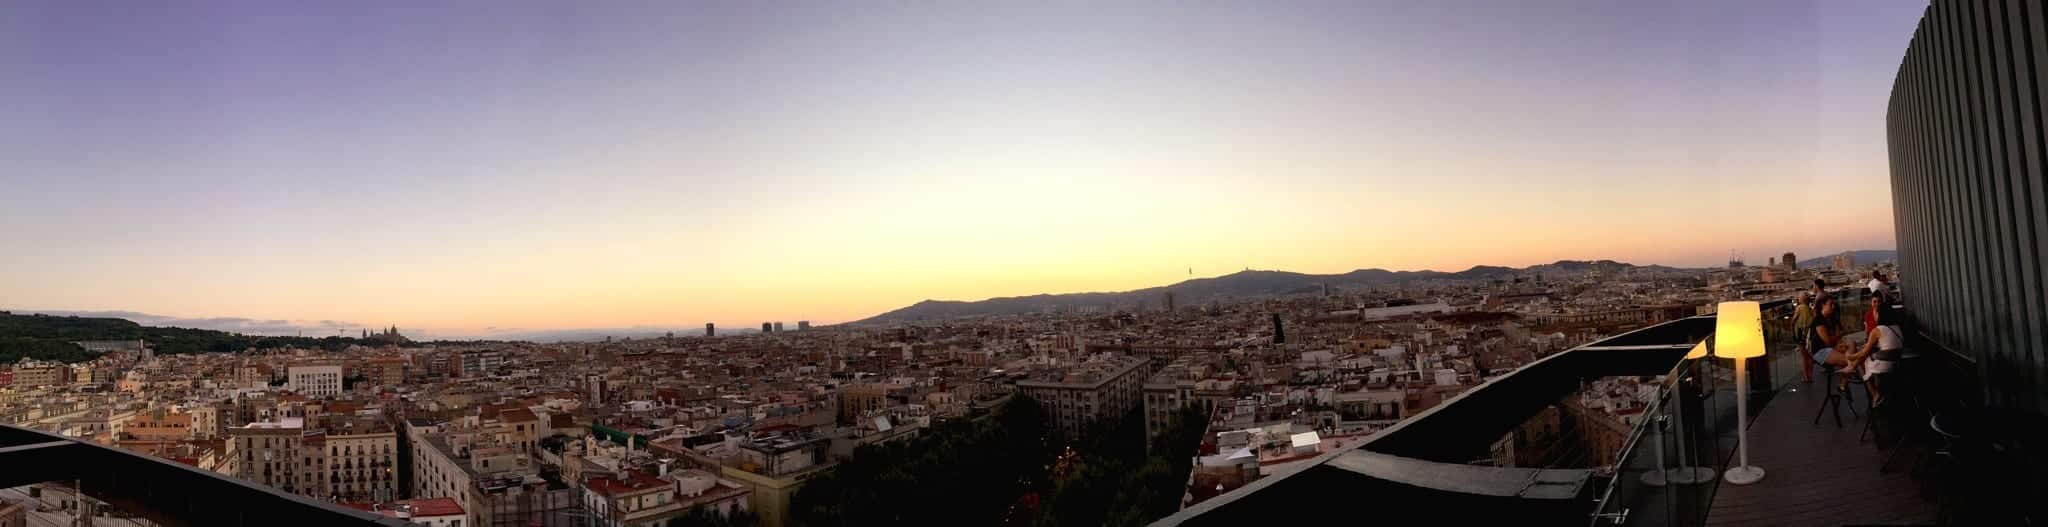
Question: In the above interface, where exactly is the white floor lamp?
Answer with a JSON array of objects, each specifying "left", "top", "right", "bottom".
[{"left": 1716, "top": 301, "right": 1766, "bottom": 485}]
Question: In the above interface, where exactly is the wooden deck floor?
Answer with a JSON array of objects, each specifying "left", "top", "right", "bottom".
[{"left": 1702, "top": 379, "right": 1938, "bottom": 526}]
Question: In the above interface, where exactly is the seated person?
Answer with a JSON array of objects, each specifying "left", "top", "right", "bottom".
[
  {"left": 1849, "top": 303, "right": 1905, "bottom": 405},
  {"left": 1810, "top": 296, "right": 1859, "bottom": 383}
]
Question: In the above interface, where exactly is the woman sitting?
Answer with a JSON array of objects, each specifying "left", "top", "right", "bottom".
[
  {"left": 1849, "top": 302, "right": 1905, "bottom": 405},
  {"left": 1810, "top": 296, "right": 1859, "bottom": 385}
]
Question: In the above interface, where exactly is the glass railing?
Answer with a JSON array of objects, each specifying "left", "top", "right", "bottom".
[
  {"left": 1586, "top": 347, "right": 1733, "bottom": 526},
  {"left": 1589, "top": 291, "right": 1873, "bottom": 526}
]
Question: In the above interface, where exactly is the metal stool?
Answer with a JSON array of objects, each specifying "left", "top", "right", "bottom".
[
  {"left": 1814, "top": 363, "right": 1866, "bottom": 427},
  {"left": 1875, "top": 352, "right": 1933, "bottom": 473}
]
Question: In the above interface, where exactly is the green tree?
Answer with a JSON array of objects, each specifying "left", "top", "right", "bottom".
[
  {"left": 788, "top": 396, "right": 1051, "bottom": 527},
  {"left": 1035, "top": 404, "right": 1207, "bottom": 526}
]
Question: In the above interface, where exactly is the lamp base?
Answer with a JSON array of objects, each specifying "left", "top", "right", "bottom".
[
  {"left": 1724, "top": 465, "right": 1765, "bottom": 485},
  {"left": 1670, "top": 466, "right": 1717, "bottom": 485},
  {"left": 1640, "top": 470, "right": 1669, "bottom": 487}
]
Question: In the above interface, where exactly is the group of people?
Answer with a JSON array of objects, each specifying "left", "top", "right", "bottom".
[{"left": 1792, "top": 270, "right": 1904, "bottom": 405}]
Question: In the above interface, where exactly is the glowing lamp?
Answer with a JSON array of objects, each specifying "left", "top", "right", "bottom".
[
  {"left": 1713, "top": 301, "right": 1765, "bottom": 359},
  {"left": 1716, "top": 301, "right": 1766, "bottom": 485}
]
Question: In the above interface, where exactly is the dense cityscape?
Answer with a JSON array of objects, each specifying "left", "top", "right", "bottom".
[
  {"left": 17, "top": 0, "right": 2048, "bottom": 525},
  {"left": 0, "top": 253, "right": 1889, "bottom": 526}
]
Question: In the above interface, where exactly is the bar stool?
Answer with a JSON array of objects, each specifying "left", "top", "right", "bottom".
[
  {"left": 1875, "top": 350, "right": 1933, "bottom": 473},
  {"left": 1814, "top": 362, "right": 1866, "bottom": 427}
]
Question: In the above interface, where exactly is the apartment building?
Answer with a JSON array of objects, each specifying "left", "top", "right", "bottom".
[
  {"left": 222, "top": 418, "right": 311, "bottom": 494},
  {"left": 288, "top": 365, "right": 344, "bottom": 398},
  {"left": 1016, "top": 354, "right": 1149, "bottom": 439}
]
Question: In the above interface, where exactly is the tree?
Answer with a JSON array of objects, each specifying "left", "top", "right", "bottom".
[
  {"left": 788, "top": 396, "right": 1051, "bottom": 527},
  {"left": 1035, "top": 404, "right": 1207, "bottom": 526}
]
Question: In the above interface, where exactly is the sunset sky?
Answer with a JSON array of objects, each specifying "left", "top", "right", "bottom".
[{"left": 2, "top": 1, "right": 1925, "bottom": 338}]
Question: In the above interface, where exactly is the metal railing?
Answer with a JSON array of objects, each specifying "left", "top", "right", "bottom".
[
  {"left": 1584, "top": 335, "right": 1729, "bottom": 527},
  {"left": 1589, "top": 292, "right": 1873, "bottom": 526}
]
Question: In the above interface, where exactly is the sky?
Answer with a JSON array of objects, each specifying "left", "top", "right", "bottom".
[{"left": 2, "top": 0, "right": 1927, "bottom": 338}]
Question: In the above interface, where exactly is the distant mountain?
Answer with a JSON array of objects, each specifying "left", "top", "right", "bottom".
[
  {"left": 1798, "top": 250, "right": 1898, "bottom": 268},
  {"left": 851, "top": 259, "right": 1690, "bottom": 325},
  {"left": 0, "top": 311, "right": 421, "bottom": 363}
]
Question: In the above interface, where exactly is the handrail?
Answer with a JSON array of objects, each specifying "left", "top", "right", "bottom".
[
  {"left": 1585, "top": 294, "right": 1817, "bottom": 526},
  {"left": 1586, "top": 355, "right": 1692, "bottom": 526},
  {"left": 1155, "top": 315, "right": 1713, "bottom": 526}
]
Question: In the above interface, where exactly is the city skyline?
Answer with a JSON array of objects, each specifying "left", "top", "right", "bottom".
[
  {"left": 4, "top": 0, "right": 1922, "bottom": 336},
  {"left": 8, "top": 247, "right": 1887, "bottom": 340},
  {"left": 18, "top": 2, "right": 2048, "bottom": 524}
]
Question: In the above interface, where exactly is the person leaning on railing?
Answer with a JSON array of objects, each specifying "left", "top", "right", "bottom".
[{"left": 1793, "top": 291, "right": 1817, "bottom": 383}]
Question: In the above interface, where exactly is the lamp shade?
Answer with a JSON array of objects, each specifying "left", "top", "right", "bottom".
[
  {"left": 1713, "top": 301, "right": 1765, "bottom": 359},
  {"left": 1686, "top": 339, "right": 1709, "bottom": 359}
]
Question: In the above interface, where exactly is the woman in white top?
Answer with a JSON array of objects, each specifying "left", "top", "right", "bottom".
[{"left": 1851, "top": 303, "right": 1904, "bottom": 405}]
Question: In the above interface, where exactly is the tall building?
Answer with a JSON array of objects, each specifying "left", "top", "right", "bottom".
[
  {"left": 316, "top": 416, "right": 401, "bottom": 503},
  {"left": 10, "top": 359, "right": 67, "bottom": 388},
  {"left": 448, "top": 349, "right": 506, "bottom": 378},
  {"left": 1015, "top": 354, "right": 1149, "bottom": 439},
  {"left": 222, "top": 419, "right": 311, "bottom": 494},
  {"left": 705, "top": 322, "right": 715, "bottom": 337},
  {"left": 796, "top": 320, "right": 810, "bottom": 331},
  {"left": 761, "top": 322, "right": 773, "bottom": 333},
  {"left": 287, "top": 365, "right": 343, "bottom": 398},
  {"left": 1782, "top": 251, "right": 1798, "bottom": 270},
  {"left": 588, "top": 374, "right": 608, "bottom": 405},
  {"left": 773, "top": 322, "right": 784, "bottom": 332},
  {"left": 836, "top": 383, "right": 905, "bottom": 425},
  {"left": 365, "top": 356, "right": 408, "bottom": 387}
]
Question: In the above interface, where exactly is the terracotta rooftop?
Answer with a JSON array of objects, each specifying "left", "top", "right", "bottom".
[
  {"left": 498, "top": 408, "right": 539, "bottom": 423},
  {"left": 586, "top": 471, "right": 670, "bottom": 497},
  {"left": 400, "top": 497, "right": 465, "bottom": 517}
]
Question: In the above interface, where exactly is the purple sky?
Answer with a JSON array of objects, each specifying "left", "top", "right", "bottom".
[{"left": 1, "top": 1, "right": 1928, "bottom": 337}]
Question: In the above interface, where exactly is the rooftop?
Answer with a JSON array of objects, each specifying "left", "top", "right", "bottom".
[
  {"left": 585, "top": 471, "right": 669, "bottom": 497},
  {"left": 1017, "top": 354, "right": 1147, "bottom": 388}
]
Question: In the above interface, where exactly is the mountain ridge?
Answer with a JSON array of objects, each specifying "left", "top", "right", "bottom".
[
  {"left": 1797, "top": 250, "right": 1898, "bottom": 269},
  {"left": 851, "top": 259, "right": 1688, "bottom": 325}
]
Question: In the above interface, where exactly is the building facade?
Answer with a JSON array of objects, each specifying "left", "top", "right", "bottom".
[
  {"left": 10, "top": 360, "right": 66, "bottom": 388},
  {"left": 222, "top": 420, "right": 309, "bottom": 494},
  {"left": 321, "top": 430, "right": 400, "bottom": 502},
  {"left": 288, "top": 365, "right": 344, "bottom": 398},
  {"left": 1887, "top": 0, "right": 2048, "bottom": 414},
  {"left": 1016, "top": 354, "right": 1148, "bottom": 439},
  {"left": 449, "top": 350, "right": 507, "bottom": 378}
]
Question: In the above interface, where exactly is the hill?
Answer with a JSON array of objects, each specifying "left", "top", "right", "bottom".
[
  {"left": 851, "top": 259, "right": 1690, "bottom": 325},
  {"left": 1798, "top": 250, "right": 1898, "bottom": 269},
  {"left": 0, "top": 311, "right": 424, "bottom": 364}
]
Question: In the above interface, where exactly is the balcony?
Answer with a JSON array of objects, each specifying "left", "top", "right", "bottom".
[
  {"left": 0, "top": 425, "right": 405, "bottom": 526},
  {"left": 1587, "top": 294, "right": 1946, "bottom": 526},
  {"left": 1155, "top": 292, "right": 1958, "bottom": 526}
]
